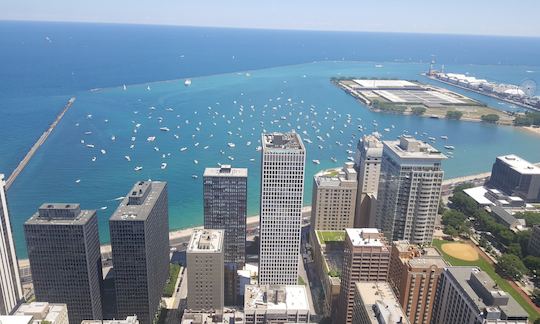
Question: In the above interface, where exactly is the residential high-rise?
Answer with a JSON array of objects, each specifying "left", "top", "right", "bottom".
[
  {"left": 432, "top": 267, "right": 528, "bottom": 323},
  {"left": 0, "top": 174, "right": 23, "bottom": 315},
  {"left": 110, "top": 181, "right": 169, "bottom": 324},
  {"left": 351, "top": 282, "right": 409, "bottom": 324},
  {"left": 353, "top": 134, "right": 383, "bottom": 228},
  {"left": 259, "top": 132, "right": 306, "bottom": 285},
  {"left": 489, "top": 154, "right": 540, "bottom": 202},
  {"left": 388, "top": 241, "right": 446, "bottom": 324},
  {"left": 375, "top": 136, "right": 446, "bottom": 244},
  {"left": 311, "top": 163, "right": 357, "bottom": 231},
  {"left": 186, "top": 229, "right": 224, "bottom": 317},
  {"left": 244, "top": 285, "right": 311, "bottom": 324},
  {"left": 337, "top": 228, "right": 390, "bottom": 324},
  {"left": 24, "top": 204, "right": 102, "bottom": 324},
  {"left": 203, "top": 165, "right": 247, "bottom": 305}
]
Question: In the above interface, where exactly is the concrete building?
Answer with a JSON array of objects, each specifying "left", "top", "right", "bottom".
[
  {"left": 388, "top": 241, "right": 446, "bottom": 324},
  {"left": 311, "top": 162, "right": 357, "bottom": 231},
  {"left": 259, "top": 132, "right": 306, "bottom": 285},
  {"left": 0, "top": 174, "right": 23, "bottom": 315},
  {"left": 354, "top": 134, "right": 383, "bottom": 228},
  {"left": 336, "top": 228, "right": 390, "bottom": 324},
  {"left": 181, "top": 310, "right": 243, "bottom": 324},
  {"left": 14, "top": 302, "right": 69, "bottom": 324},
  {"left": 110, "top": 181, "right": 169, "bottom": 324},
  {"left": 244, "top": 285, "right": 310, "bottom": 324},
  {"left": 24, "top": 204, "right": 103, "bottom": 324},
  {"left": 375, "top": 136, "right": 446, "bottom": 244},
  {"left": 351, "top": 282, "right": 409, "bottom": 324},
  {"left": 203, "top": 165, "right": 247, "bottom": 305},
  {"left": 529, "top": 225, "right": 540, "bottom": 257},
  {"left": 186, "top": 229, "right": 224, "bottom": 317},
  {"left": 489, "top": 154, "right": 540, "bottom": 202},
  {"left": 432, "top": 267, "right": 528, "bottom": 324},
  {"left": 81, "top": 315, "right": 139, "bottom": 324}
]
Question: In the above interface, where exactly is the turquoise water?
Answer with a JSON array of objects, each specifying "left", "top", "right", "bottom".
[{"left": 7, "top": 60, "right": 540, "bottom": 257}]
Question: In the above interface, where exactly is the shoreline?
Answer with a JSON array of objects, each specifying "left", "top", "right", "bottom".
[{"left": 520, "top": 126, "right": 540, "bottom": 136}]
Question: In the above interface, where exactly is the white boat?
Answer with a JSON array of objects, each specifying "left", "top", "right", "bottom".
[
  {"left": 123, "top": 84, "right": 127, "bottom": 91},
  {"left": 100, "top": 206, "right": 107, "bottom": 210},
  {"left": 440, "top": 135, "right": 448, "bottom": 140},
  {"left": 203, "top": 146, "right": 209, "bottom": 149},
  {"left": 384, "top": 128, "right": 390, "bottom": 132},
  {"left": 375, "top": 64, "right": 384, "bottom": 68},
  {"left": 246, "top": 141, "right": 251, "bottom": 146},
  {"left": 194, "top": 160, "right": 199, "bottom": 164},
  {"left": 111, "top": 135, "right": 116, "bottom": 141},
  {"left": 84, "top": 131, "right": 92, "bottom": 135},
  {"left": 160, "top": 127, "right": 170, "bottom": 132},
  {"left": 146, "top": 85, "right": 151, "bottom": 91},
  {"left": 75, "top": 179, "right": 81, "bottom": 183},
  {"left": 192, "top": 175, "right": 198, "bottom": 179},
  {"left": 428, "top": 137, "right": 436, "bottom": 141},
  {"left": 228, "top": 143, "right": 236, "bottom": 148},
  {"left": 347, "top": 156, "right": 354, "bottom": 162},
  {"left": 91, "top": 157, "right": 97, "bottom": 162},
  {"left": 249, "top": 158, "right": 255, "bottom": 162},
  {"left": 131, "top": 137, "right": 136, "bottom": 142},
  {"left": 194, "top": 142, "right": 200, "bottom": 147},
  {"left": 256, "top": 146, "right": 262, "bottom": 151},
  {"left": 331, "top": 157, "right": 337, "bottom": 163},
  {"left": 86, "top": 144, "right": 95, "bottom": 148},
  {"left": 184, "top": 79, "right": 192, "bottom": 87},
  {"left": 124, "top": 155, "right": 131, "bottom": 162},
  {"left": 134, "top": 166, "right": 143, "bottom": 171},
  {"left": 100, "top": 149, "right": 106, "bottom": 154},
  {"left": 444, "top": 145, "right": 455, "bottom": 150},
  {"left": 180, "top": 147, "right": 188, "bottom": 152},
  {"left": 312, "top": 160, "right": 320, "bottom": 165},
  {"left": 161, "top": 163, "right": 167, "bottom": 170},
  {"left": 153, "top": 147, "right": 159, "bottom": 152},
  {"left": 228, "top": 156, "right": 235, "bottom": 161},
  {"left": 147, "top": 136, "right": 156, "bottom": 142}
]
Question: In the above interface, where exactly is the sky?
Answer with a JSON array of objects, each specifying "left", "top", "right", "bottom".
[{"left": 1, "top": 0, "right": 540, "bottom": 37}]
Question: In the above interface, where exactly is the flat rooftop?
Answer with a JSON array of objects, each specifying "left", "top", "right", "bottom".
[
  {"left": 346, "top": 228, "right": 385, "bottom": 247},
  {"left": 110, "top": 181, "right": 166, "bottom": 222},
  {"left": 262, "top": 131, "right": 305, "bottom": 151},
  {"left": 384, "top": 136, "right": 446, "bottom": 161},
  {"left": 0, "top": 316, "right": 33, "bottom": 324},
  {"left": 25, "top": 203, "right": 95, "bottom": 226},
  {"left": 15, "top": 303, "right": 67, "bottom": 323},
  {"left": 497, "top": 155, "right": 540, "bottom": 175},
  {"left": 355, "top": 282, "right": 409, "bottom": 323},
  {"left": 314, "top": 163, "right": 357, "bottom": 188},
  {"left": 187, "top": 229, "right": 223, "bottom": 253},
  {"left": 353, "top": 79, "right": 417, "bottom": 88},
  {"left": 81, "top": 316, "right": 139, "bottom": 324},
  {"left": 244, "top": 285, "right": 309, "bottom": 312},
  {"left": 203, "top": 165, "right": 248, "bottom": 178}
]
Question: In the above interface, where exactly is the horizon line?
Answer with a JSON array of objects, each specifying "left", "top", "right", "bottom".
[{"left": 2, "top": 18, "right": 540, "bottom": 39}]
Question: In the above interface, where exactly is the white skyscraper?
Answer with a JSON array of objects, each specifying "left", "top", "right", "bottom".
[
  {"left": 259, "top": 132, "right": 305, "bottom": 285},
  {"left": 375, "top": 136, "right": 446, "bottom": 245},
  {"left": 0, "top": 174, "right": 23, "bottom": 315}
]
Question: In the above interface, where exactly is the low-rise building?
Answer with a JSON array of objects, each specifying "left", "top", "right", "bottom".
[
  {"left": 432, "top": 267, "right": 528, "bottom": 324},
  {"left": 14, "top": 302, "right": 69, "bottom": 324},
  {"left": 81, "top": 315, "right": 139, "bottom": 324},
  {"left": 352, "top": 282, "right": 409, "bottom": 324},
  {"left": 181, "top": 310, "right": 243, "bottom": 324},
  {"left": 244, "top": 285, "right": 311, "bottom": 324}
]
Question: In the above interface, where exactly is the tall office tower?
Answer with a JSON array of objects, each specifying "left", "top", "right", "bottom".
[
  {"left": 259, "top": 132, "right": 306, "bottom": 285},
  {"left": 489, "top": 154, "right": 540, "bottom": 202},
  {"left": 24, "top": 204, "right": 102, "bottom": 324},
  {"left": 110, "top": 181, "right": 169, "bottom": 324},
  {"left": 388, "top": 241, "right": 446, "bottom": 324},
  {"left": 311, "top": 162, "right": 357, "bottom": 231},
  {"left": 0, "top": 174, "right": 23, "bottom": 315},
  {"left": 432, "top": 267, "right": 528, "bottom": 324},
  {"left": 203, "top": 165, "right": 247, "bottom": 305},
  {"left": 351, "top": 282, "right": 409, "bottom": 324},
  {"left": 186, "top": 229, "right": 224, "bottom": 317},
  {"left": 336, "top": 228, "right": 390, "bottom": 324},
  {"left": 375, "top": 136, "right": 446, "bottom": 245},
  {"left": 353, "top": 134, "right": 383, "bottom": 228}
]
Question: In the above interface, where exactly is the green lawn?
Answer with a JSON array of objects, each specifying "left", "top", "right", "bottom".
[
  {"left": 432, "top": 239, "right": 539, "bottom": 320},
  {"left": 298, "top": 276, "right": 306, "bottom": 286},
  {"left": 317, "top": 230, "right": 345, "bottom": 243},
  {"left": 163, "top": 263, "right": 181, "bottom": 297}
]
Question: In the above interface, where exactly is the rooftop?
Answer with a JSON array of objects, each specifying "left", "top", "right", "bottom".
[
  {"left": 355, "top": 282, "right": 409, "bottom": 324},
  {"left": 0, "top": 316, "right": 33, "bottom": 324},
  {"left": 262, "top": 131, "right": 305, "bottom": 151},
  {"left": 81, "top": 316, "right": 139, "bottom": 324},
  {"left": 384, "top": 136, "right": 447, "bottom": 161},
  {"left": 314, "top": 162, "right": 357, "bottom": 188},
  {"left": 25, "top": 203, "right": 95, "bottom": 226},
  {"left": 203, "top": 165, "right": 248, "bottom": 178},
  {"left": 187, "top": 229, "right": 223, "bottom": 253},
  {"left": 353, "top": 79, "right": 418, "bottom": 89},
  {"left": 15, "top": 302, "right": 67, "bottom": 323},
  {"left": 346, "top": 228, "right": 385, "bottom": 247},
  {"left": 244, "top": 285, "right": 309, "bottom": 312},
  {"left": 110, "top": 181, "right": 166, "bottom": 222},
  {"left": 497, "top": 155, "right": 540, "bottom": 175}
]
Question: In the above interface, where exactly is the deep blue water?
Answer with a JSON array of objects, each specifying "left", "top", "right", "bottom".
[{"left": 1, "top": 21, "right": 539, "bottom": 257}]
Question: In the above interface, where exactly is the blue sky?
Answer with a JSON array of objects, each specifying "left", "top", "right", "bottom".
[{"left": 1, "top": 0, "right": 539, "bottom": 37}]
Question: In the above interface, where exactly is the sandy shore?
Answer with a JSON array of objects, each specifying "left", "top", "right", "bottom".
[{"left": 520, "top": 126, "right": 540, "bottom": 136}]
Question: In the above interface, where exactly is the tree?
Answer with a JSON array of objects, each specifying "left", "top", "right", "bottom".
[
  {"left": 532, "top": 289, "right": 540, "bottom": 307},
  {"left": 515, "top": 211, "right": 540, "bottom": 227},
  {"left": 446, "top": 110, "right": 463, "bottom": 120},
  {"left": 481, "top": 114, "right": 500, "bottom": 123},
  {"left": 449, "top": 191, "right": 477, "bottom": 215},
  {"left": 496, "top": 253, "right": 528, "bottom": 280},
  {"left": 412, "top": 107, "right": 427, "bottom": 115},
  {"left": 524, "top": 255, "right": 540, "bottom": 274}
]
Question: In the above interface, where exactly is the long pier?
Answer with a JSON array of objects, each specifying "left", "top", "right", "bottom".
[{"left": 5, "top": 97, "right": 76, "bottom": 190}]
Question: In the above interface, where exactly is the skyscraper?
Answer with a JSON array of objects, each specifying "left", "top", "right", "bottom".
[
  {"left": 353, "top": 134, "right": 383, "bottom": 228},
  {"left": 337, "top": 228, "right": 390, "bottom": 324},
  {"left": 259, "top": 132, "right": 306, "bottom": 285},
  {"left": 203, "top": 165, "right": 247, "bottom": 305},
  {"left": 311, "top": 162, "right": 357, "bottom": 231},
  {"left": 110, "top": 181, "right": 169, "bottom": 324},
  {"left": 375, "top": 136, "right": 446, "bottom": 245},
  {"left": 186, "top": 229, "right": 224, "bottom": 316},
  {"left": 0, "top": 174, "right": 23, "bottom": 315},
  {"left": 24, "top": 204, "right": 102, "bottom": 324}
]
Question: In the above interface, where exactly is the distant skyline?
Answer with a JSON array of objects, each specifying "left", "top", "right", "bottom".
[{"left": 2, "top": 0, "right": 540, "bottom": 37}]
